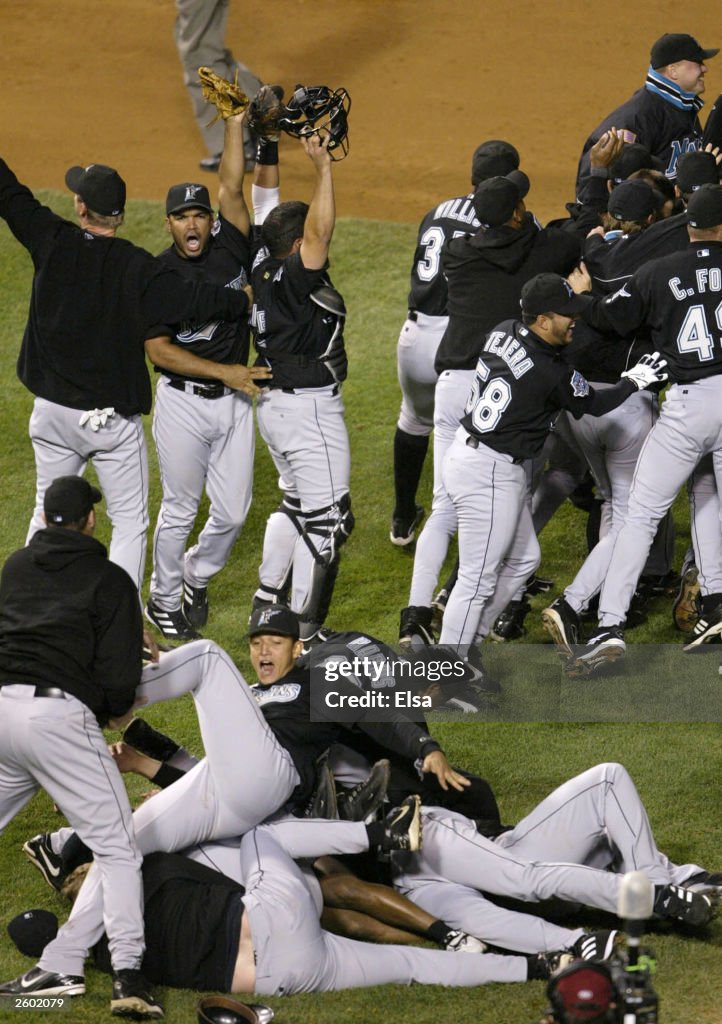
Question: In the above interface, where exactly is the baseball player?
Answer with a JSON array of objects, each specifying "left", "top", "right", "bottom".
[
  {"left": 0, "top": 476, "right": 161, "bottom": 1018},
  {"left": 390, "top": 141, "right": 519, "bottom": 547},
  {"left": 174, "top": 0, "right": 261, "bottom": 171},
  {"left": 250, "top": 764, "right": 718, "bottom": 938},
  {"left": 567, "top": 184, "right": 722, "bottom": 671},
  {"left": 145, "top": 110, "right": 270, "bottom": 642},
  {"left": 437, "top": 273, "right": 668, "bottom": 652},
  {"left": 250, "top": 134, "right": 353, "bottom": 640},
  {"left": 400, "top": 169, "right": 582, "bottom": 647},
  {"left": 0, "top": 157, "right": 252, "bottom": 591},
  {"left": 577, "top": 33, "right": 718, "bottom": 186}
]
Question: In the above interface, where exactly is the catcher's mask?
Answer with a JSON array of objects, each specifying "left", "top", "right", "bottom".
[
  {"left": 546, "top": 961, "right": 618, "bottom": 1023},
  {"left": 278, "top": 85, "right": 351, "bottom": 159}
]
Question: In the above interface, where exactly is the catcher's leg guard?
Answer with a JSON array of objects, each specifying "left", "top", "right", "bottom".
[
  {"left": 254, "top": 495, "right": 301, "bottom": 605},
  {"left": 292, "top": 493, "right": 355, "bottom": 637}
]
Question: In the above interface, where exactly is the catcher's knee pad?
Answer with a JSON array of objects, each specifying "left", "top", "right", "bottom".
[{"left": 296, "top": 494, "right": 354, "bottom": 630}]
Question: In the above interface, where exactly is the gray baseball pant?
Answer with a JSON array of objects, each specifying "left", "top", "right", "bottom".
[
  {"left": 150, "top": 380, "right": 254, "bottom": 609},
  {"left": 240, "top": 823, "right": 528, "bottom": 993},
  {"left": 0, "top": 686, "right": 144, "bottom": 973},
  {"left": 396, "top": 313, "right": 446, "bottom": 436},
  {"left": 27, "top": 397, "right": 149, "bottom": 591},
  {"left": 688, "top": 454, "right": 722, "bottom": 595},
  {"left": 393, "top": 763, "right": 701, "bottom": 916},
  {"left": 599, "top": 378, "right": 722, "bottom": 626}
]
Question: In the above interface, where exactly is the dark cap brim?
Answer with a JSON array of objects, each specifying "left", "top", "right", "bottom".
[
  {"left": 508, "top": 169, "right": 530, "bottom": 200},
  {"left": 553, "top": 293, "right": 593, "bottom": 316},
  {"left": 167, "top": 202, "right": 213, "bottom": 216},
  {"left": 700, "top": 47, "right": 720, "bottom": 60},
  {"left": 64, "top": 166, "right": 85, "bottom": 194}
]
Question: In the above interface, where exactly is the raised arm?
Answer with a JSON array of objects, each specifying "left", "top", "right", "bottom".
[
  {"left": 218, "top": 113, "right": 251, "bottom": 236},
  {"left": 299, "top": 134, "right": 335, "bottom": 270}
]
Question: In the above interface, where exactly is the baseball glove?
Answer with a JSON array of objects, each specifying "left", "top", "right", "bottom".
[
  {"left": 247, "top": 85, "right": 286, "bottom": 141},
  {"left": 198, "top": 66, "right": 251, "bottom": 124}
]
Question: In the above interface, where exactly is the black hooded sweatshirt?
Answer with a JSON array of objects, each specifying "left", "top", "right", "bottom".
[
  {"left": 434, "top": 214, "right": 581, "bottom": 373},
  {"left": 0, "top": 528, "right": 142, "bottom": 722}
]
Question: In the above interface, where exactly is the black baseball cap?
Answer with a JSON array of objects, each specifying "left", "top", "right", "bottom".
[
  {"left": 608, "top": 179, "right": 660, "bottom": 221},
  {"left": 686, "top": 183, "right": 722, "bottom": 228},
  {"left": 247, "top": 605, "right": 300, "bottom": 640},
  {"left": 473, "top": 170, "right": 530, "bottom": 227},
  {"left": 44, "top": 476, "right": 102, "bottom": 526},
  {"left": 471, "top": 140, "right": 520, "bottom": 185},
  {"left": 65, "top": 164, "right": 126, "bottom": 216},
  {"left": 650, "top": 33, "right": 718, "bottom": 69},
  {"left": 166, "top": 183, "right": 213, "bottom": 216},
  {"left": 676, "top": 150, "right": 720, "bottom": 194},
  {"left": 521, "top": 273, "right": 592, "bottom": 318},
  {"left": 609, "top": 144, "right": 663, "bottom": 184},
  {"left": 7, "top": 910, "right": 58, "bottom": 958}
]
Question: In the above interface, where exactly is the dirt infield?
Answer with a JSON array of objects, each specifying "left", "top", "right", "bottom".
[{"left": 2, "top": 3, "right": 720, "bottom": 223}]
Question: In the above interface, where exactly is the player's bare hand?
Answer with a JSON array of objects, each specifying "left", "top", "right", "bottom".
[
  {"left": 703, "top": 142, "right": 722, "bottom": 166},
  {"left": 568, "top": 262, "right": 592, "bottom": 294},
  {"left": 223, "top": 363, "right": 272, "bottom": 395},
  {"left": 586, "top": 225, "right": 605, "bottom": 239},
  {"left": 242, "top": 282, "right": 253, "bottom": 305},
  {"left": 589, "top": 128, "right": 625, "bottom": 169},
  {"left": 303, "top": 132, "right": 332, "bottom": 167},
  {"left": 421, "top": 750, "right": 471, "bottom": 792}
]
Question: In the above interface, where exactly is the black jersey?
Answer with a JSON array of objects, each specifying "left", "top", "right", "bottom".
[
  {"left": 154, "top": 214, "right": 251, "bottom": 384},
  {"left": 251, "top": 249, "right": 342, "bottom": 389},
  {"left": 577, "top": 73, "right": 704, "bottom": 186},
  {"left": 567, "top": 215, "right": 690, "bottom": 382},
  {"left": 434, "top": 215, "right": 581, "bottom": 373},
  {"left": 584, "top": 240, "right": 722, "bottom": 383},
  {"left": 252, "top": 659, "right": 440, "bottom": 811},
  {"left": 460, "top": 319, "right": 637, "bottom": 461},
  {"left": 0, "top": 160, "right": 248, "bottom": 416},
  {"left": 407, "top": 192, "right": 480, "bottom": 316}
]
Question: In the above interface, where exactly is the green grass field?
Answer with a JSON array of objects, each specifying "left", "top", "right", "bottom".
[{"left": 0, "top": 194, "right": 721, "bottom": 1023}]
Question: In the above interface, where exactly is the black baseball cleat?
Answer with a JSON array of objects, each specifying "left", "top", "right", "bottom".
[
  {"left": 390, "top": 505, "right": 424, "bottom": 548},
  {"left": 572, "top": 929, "right": 619, "bottom": 961},
  {"left": 182, "top": 579, "right": 209, "bottom": 629},
  {"left": 199, "top": 153, "right": 222, "bottom": 172},
  {"left": 653, "top": 883, "right": 718, "bottom": 927},
  {"left": 682, "top": 598, "right": 722, "bottom": 651},
  {"left": 570, "top": 626, "right": 625, "bottom": 675},
  {"left": 672, "top": 564, "right": 700, "bottom": 634},
  {"left": 110, "top": 969, "right": 163, "bottom": 1019},
  {"left": 0, "top": 966, "right": 85, "bottom": 997},
  {"left": 22, "top": 833, "right": 65, "bottom": 891},
  {"left": 526, "top": 951, "right": 574, "bottom": 980},
  {"left": 525, "top": 573, "right": 555, "bottom": 596},
  {"left": 680, "top": 870, "right": 722, "bottom": 898},
  {"left": 541, "top": 595, "right": 584, "bottom": 659},
  {"left": 380, "top": 795, "right": 422, "bottom": 852},
  {"left": 145, "top": 600, "right": 201, "bottom": 643},
  {"left": 338, "top": 759, "right": 390, "bottom": 823},
  {"left": 399, "top": 605, "right": 435, "bottom": 647},
  {"left": 489, "top": 598, "right": 530, "bottom": 642}
]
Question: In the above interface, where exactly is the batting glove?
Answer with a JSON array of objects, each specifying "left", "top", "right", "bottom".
[
  {"left": 78, "top": 407, "right": 116, "bottom": 431},
  {"left": 621, "top": 352, "right": 668, "bottom": 391}
]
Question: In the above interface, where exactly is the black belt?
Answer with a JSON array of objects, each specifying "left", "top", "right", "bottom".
[
  {"left": 280, "top": 384, "right": 339, "bottom": 397},
  {"left": 465, "top": 434, "right": 523, "bottom": 464},
  {"left": 167, "top": 379, "right": 230, "bottom": 400},
  {"left": 0, "top": 685, "right": 66, "bottom": 699}
]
